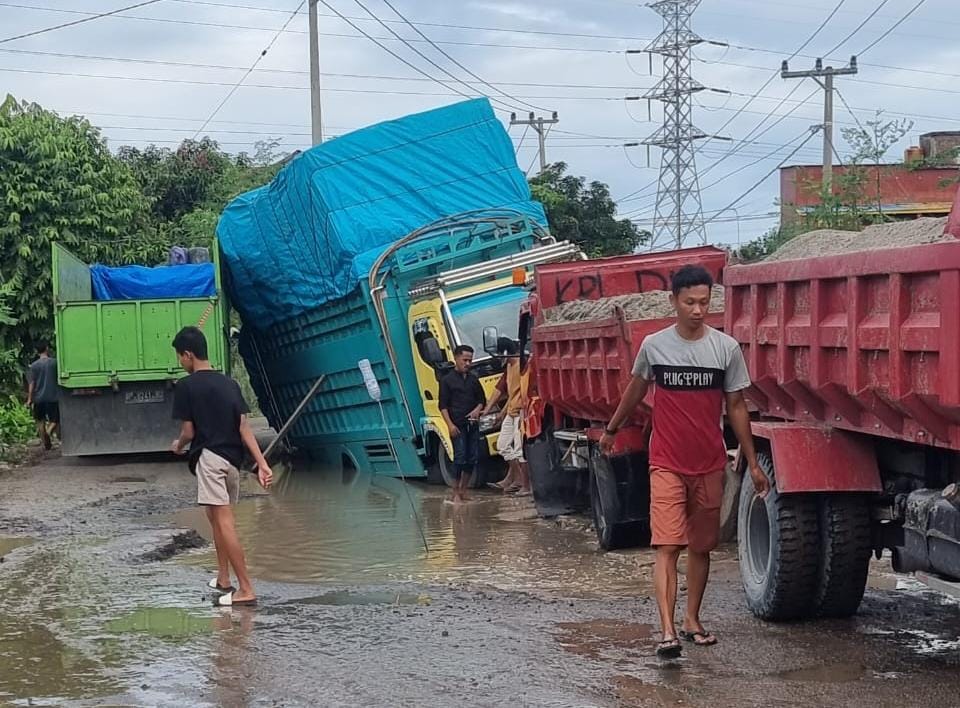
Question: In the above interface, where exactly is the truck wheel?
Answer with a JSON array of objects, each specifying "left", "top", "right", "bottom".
[
  {"left": 438, "top": 442, "right": 480, "bottom": 489},
  {"left": 589, "top": 450, "right": 649, "bottom": 551},
  {"left": 738, "top": 451, "right": 820, "bottom": 621},
  {"left": 814, "top": 494, "right": 871, "bottom": 618}
]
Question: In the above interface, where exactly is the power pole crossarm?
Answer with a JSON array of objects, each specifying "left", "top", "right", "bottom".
[
  {"left": 510, "top": 111, "right": 559, "bottom": 175},
  {"left": 781, "top": 56, "right": 858, "bottom": 189}
]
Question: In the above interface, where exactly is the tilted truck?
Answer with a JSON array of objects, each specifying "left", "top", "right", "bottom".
[
  {"left": 483, "top": 246, "right": 729, "bottom": 549},
  {"left": 52, "top": 243, "right": 227, "bottom": 456},
  {"left": 725, "top": 208, "right": 960, "bottom": 619},
  {"left": 242, "top": 212, "right": 578, "bottom": 484},
  {"left": 216, "top": 99, "right": 578, "bottom": 483}
]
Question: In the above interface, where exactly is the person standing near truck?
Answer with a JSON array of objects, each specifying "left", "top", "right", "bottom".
[
  {"left": 170, "top": 326, "right": 273, "bottom": 607},
  {"left": 439, "top": 344, "right": 485, "bottom": 504},
  {"left": 26, "top": 342, "right": 59, "bottom": 450},
  {"left": 482, "top": 338, "right": 531, "bottom": 496},
  {"left": 600, "top": 265, "right": 770, "bottom": 659}
]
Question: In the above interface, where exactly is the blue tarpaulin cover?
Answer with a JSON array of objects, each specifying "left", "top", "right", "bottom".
[
  {"left": 216, "top": 98, "right": 547, "bottom": 329},
  {"left": 90, "top": 263, "right": 216, "bottom": 301}
]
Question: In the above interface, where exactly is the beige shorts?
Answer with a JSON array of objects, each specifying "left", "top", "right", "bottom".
[
  {"left": 196, "top": 449, "right": 240, "bottom": 506},
  {"left": 497, "top": 413, "right": 525, "bottom": 463}
]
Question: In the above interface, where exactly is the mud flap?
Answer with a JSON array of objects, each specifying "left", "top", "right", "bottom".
[
  {"left": 525, "top": 435, "right": 589, "bottom": 517},
  {"left": 588, "top": 446, "right": 651, "bottom": 551}
]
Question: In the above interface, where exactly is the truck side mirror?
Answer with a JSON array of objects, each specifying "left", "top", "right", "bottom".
[{"left": 483, "top": 326, "right": 500, "bottom": 357}]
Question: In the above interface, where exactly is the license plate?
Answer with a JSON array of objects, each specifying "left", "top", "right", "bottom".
[{"left": 124, "top": 390, "right": 165, "bottom": 405}]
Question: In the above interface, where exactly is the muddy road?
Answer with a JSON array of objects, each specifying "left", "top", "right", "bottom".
[{"left": 0, "top": 452, "right": 958, "bottom": 707}]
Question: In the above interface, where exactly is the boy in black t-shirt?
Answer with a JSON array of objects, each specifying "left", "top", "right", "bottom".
[{"left": 171, "top": 326, "right": 273, "bottom": 607}]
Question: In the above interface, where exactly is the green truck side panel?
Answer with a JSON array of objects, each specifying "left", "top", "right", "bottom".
[{"left": 52, "top": 242, "right": 226, "bottom": 389}]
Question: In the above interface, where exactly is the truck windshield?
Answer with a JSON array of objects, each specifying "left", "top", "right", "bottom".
[{"left": 448, "top": 287, "right": 527, "bottom": 357}]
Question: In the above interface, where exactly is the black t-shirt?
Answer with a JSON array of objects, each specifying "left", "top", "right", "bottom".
[
  {"left": 439, "top": 369, "right": 485, "bottom": 427},
  {"left": 172, "top": 370, "right": 250, "bottom": 470}
]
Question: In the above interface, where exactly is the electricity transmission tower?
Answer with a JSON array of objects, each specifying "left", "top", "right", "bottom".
[{"left": 641, "top": 0, "right": 720, "bottom": 250}]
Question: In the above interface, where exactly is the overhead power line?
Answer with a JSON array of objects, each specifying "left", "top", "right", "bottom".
[
  {"left": 346, "top": 0, "right": 517, "bottom": 113},
  {"left": 820, "top": 0, "right": 890, "bottom": 57},
  {"left": 857, "top": 0, "right": 927, "bottom": 55},
  {"left": 705, "top": 128, "right": 821, "bottom": 225},
  {"left": 191, "top": 0, "right": 305, "bottom": 138},
  {"left": 616, "top": 0, "right": 845, "bottom": 207},
  {"left": 377, "top": 0, "right": 550, "bottom": 113},
  {"left": 312, "top": 0, "right": 488, "bottom": 111},
  {"left": 0, "top": 0, "right": 164, "bottom": 44}
]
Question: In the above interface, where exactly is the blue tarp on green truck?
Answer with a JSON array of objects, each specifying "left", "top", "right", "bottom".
[{"left": 216, "top": 98, "right": 547, "bottom": 328}]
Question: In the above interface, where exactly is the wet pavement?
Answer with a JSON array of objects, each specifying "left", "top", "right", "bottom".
[{"left": 0, "top": 452, "right": 958, "bottom": 707}]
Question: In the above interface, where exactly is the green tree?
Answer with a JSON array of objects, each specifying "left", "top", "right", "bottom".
[
  {"left": 529, "top": 162, "right": 649, "bottom": 257},
  {"left": 118, "top": 137, "right": 283, "bottom": 245},
  {"left": 0, "top": 95, "right": 148, "bottom": 388},
  {"left": 841, "top": 112, "right": 913, "bottom": 221}
]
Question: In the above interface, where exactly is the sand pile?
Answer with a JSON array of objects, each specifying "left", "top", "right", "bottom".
[
  {"left": 542, "top": 284, "right": 724, "bottom": 324},
  {"left": 765, "top": 217, "right": 952, "bottom": 262}
]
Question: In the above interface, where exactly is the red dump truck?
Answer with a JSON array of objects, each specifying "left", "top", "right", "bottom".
[
  {"left": 487, "top": 246, "right": 728, "bottom": 550},
  {"left": 497, "top": 201, "right": 960, "bottom": 621},
  {"left": 725, "top": 210, "right": 960, "bottom": 620}
]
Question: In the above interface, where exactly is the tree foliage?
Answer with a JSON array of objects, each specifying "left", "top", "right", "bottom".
[
  {"left": 734, "top": 114, "right": 915, "bottom": 262},
  {"left": 0, "top": 96, "right": 281, "bottom": 392},
  {"left": 116, "top": 137, "right": 281, "bottom": 245},
  {"left": 0, "top": 95, "right": 149, "bottom": 387},
  {"left": 529, "top": 162, "right": 649, "bottom": 257}
]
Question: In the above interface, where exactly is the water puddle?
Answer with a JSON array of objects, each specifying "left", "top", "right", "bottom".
[
  {"left": 776, "top": 662, "right": 865, "bottom": 683},
  {"left": 554, "top": 619, "right": 656, "bottom": 660},
  {"left": 612, "top": 674, "right": 688, "bottom": 706},
  {"left": 104, "top": 607, "right": 214, "bottom": 639},
  {"left": 283, "top": 590, "right": 429, "bottom": 606},
  {"left": 0, "top": 536, "right": 33, "bottom": 557},
  {"left": 174, "top": 465, "right": 659, "bottom": 598}
]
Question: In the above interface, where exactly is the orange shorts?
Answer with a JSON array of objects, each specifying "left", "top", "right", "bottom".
[{"left": 649, "top": 467, "right": 724, "bottom": 553}]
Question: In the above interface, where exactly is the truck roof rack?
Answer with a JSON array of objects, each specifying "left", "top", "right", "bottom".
[{"left": 407, "top": 240, "right": 582, "bottom": 298}]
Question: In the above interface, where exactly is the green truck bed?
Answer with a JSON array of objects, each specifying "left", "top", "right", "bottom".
[{"left": 52, "top": 243, "right": 228, "bottom": 455}]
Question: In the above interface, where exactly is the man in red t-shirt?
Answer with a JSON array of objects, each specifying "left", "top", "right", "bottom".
[{"left": 601, "top": 265, "right": 769, "bottom": 659}]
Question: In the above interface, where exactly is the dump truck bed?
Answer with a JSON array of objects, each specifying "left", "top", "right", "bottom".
[
  {"left": 724, "top": 235, "right": 960, "bottom": 450},
  {"left": 531, "top": 246, "right": 727, "bottom": 427}
]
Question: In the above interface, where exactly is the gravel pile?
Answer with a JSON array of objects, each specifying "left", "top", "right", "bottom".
[
  {"left": 542, "top": 284, "right": 725, "bottom": 324},
  {"left": 765, "top": 217, "right": 953, "bottom": 262}
]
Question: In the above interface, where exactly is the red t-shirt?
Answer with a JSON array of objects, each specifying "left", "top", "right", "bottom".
[{"left": 632, "top": 326, "right": 750, "bottom": 475}]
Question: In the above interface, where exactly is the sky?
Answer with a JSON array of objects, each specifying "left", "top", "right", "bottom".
[{"left": 2, "top": 0, "right": 958, "bottom": 249}]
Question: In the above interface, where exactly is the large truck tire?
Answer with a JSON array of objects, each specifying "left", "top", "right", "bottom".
[
  {"left": 814, "top": 494, "right": 871, "bottom": 618},
  {"left": 589, "top": 447, "right": 650, "bottom": 551},
  {"left": 738, "top": 451, "right": 821, "bottom": 621}
]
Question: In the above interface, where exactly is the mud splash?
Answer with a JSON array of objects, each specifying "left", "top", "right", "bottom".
[{"left": 175, "top": 465, "right": 659, "bottom": 598}]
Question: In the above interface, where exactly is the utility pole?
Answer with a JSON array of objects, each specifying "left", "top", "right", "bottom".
[
  {"left": 634, "top": 0, "right": 725, "bottom": 251},
  {"left": 308, "top": 0, "right": 324, "bottom": 145},
  {"left": 510, "top": 111, "right": 559, "bottom": 174},
  {"left": 781, "top": 56, "right": 858, "bottom": 190}
]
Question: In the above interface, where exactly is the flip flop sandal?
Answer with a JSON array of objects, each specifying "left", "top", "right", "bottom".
[
  {"left": 214, "top": 591, "right": 258, "bottom": 607},
  {"left": 504, "top": 485, "right": 523, "bottom": 494},
  {"left": 656, "top": 638, "right": 682, "bottom": 658},
  {"left": 207, "top": 578, "right": 236, "bottom": 593},
  {"left": 515, "top": 489, "right": 533, "bottom": 497},
  {"left": 486, "top": 482, "right": 509, "bottom": 490},
  {"left": 679, "top": 630, "right": 717, "bottom": 646}
]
